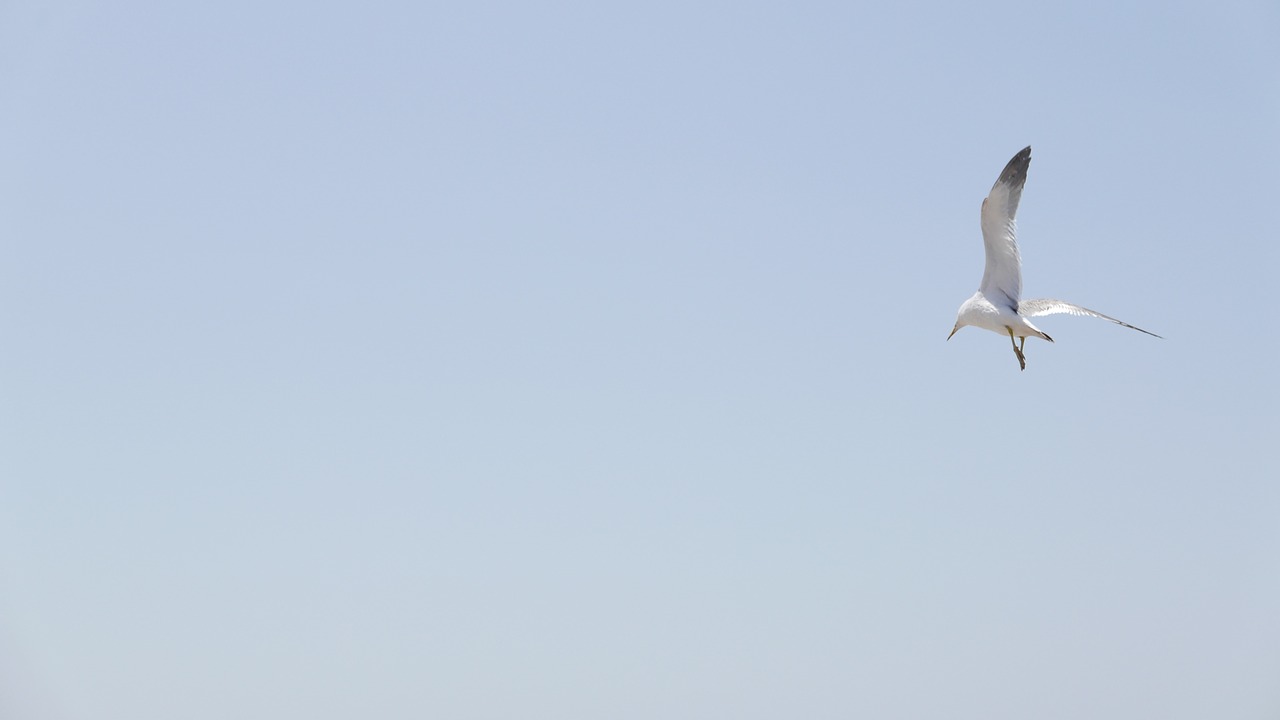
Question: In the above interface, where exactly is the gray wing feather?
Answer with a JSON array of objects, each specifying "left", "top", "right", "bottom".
[
  {"left": 1018, "top": 299, "right": 1162, "bottom": 338},
  {"left": 978, "top": 147, "right": 1031, "bottom": 305}
]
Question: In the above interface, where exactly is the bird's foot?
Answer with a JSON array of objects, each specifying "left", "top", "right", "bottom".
[{"left": 1006, "top": 327, "right": 1027, "bottom": 371}]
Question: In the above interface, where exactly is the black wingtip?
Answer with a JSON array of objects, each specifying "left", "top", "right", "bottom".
[{"left": 997, "top": 146, "right": 1032, "bottom": 187}]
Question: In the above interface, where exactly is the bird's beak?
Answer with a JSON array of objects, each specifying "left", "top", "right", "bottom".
[{"left": 947, "top": 324, "right": 959, "bottom": 341}]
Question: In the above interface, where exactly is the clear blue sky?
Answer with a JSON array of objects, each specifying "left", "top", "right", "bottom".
[{"left": 2, "top": 1, "right": 1277, "bottom": 718}]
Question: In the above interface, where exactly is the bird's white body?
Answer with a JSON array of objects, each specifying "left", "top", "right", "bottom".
[
  {"left": 955, "top": 291, "right": 1051, "bottom": 342},
  {"left": 948, "top": 146, "right": 1159, "bottom": 370}
]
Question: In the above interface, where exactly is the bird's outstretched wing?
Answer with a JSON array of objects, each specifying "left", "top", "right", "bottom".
[
  {"left": 979, "top": 146, "right": 1031, "bottom": 308},
  {"left": 1018, "top": 298, "right": 1162, "bottom": 338}
]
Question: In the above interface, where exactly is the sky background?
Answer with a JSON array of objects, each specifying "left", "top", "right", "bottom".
[{"left": 1, "top": 1, "right": 1278, "bottom": 718}]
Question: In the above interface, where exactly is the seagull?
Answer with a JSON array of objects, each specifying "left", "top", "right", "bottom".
[{"left": 947, "top": 146, "right": 1160, "bottom": 370}]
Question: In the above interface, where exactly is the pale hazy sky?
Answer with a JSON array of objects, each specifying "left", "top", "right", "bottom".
[{"left": 2, "top": 2, "right": 1278, "bottom": 719}]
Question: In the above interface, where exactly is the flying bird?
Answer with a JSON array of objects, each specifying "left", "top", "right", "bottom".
[{"left": 948, "top": 146, "right": 1160, "bottom": 370}]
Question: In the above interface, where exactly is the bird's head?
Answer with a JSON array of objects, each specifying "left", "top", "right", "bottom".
[
  {"left": 947, "top": 305, "right": 969, "bottom": 340},
  {"left": 948, "top": 294, "right": 981, "bottom": 340}
]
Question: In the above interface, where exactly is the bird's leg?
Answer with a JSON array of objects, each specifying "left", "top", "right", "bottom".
[
  {"left": 1019, "top": 336, "right": 1026, "bottom": 354},
  {"left": 1007, "top": 327, "right": 1026, "bottom": 371}
]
